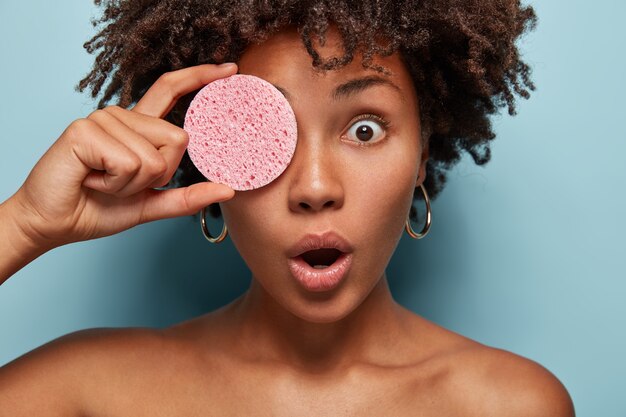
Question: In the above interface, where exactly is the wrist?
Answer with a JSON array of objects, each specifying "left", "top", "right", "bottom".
[{"left": 0, "top": 194, "right": 53, "bottom": 282}]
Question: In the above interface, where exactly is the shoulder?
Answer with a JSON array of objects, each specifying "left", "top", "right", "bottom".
[
  {"left": 401, "top": 314, "right": 575, "bottom": 417},
  {"left": 441, "top": 344, "right": 575, "bottom": 417},
  {"left": 0, "top": 326, "right": 172, "bottom": 416}
]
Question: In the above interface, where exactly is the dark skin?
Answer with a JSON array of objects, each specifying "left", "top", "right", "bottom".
[{"left": 0, "top": 27, "right": 574, "bottom": 416}]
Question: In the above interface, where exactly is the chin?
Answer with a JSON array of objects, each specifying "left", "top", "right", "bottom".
[{"left": 282, "top": 290, "right": 365, "bottom": 324}]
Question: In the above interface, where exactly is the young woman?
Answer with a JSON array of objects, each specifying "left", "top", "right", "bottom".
[{"left": 0, "top": 0, "right": 575, "bottom": 415}]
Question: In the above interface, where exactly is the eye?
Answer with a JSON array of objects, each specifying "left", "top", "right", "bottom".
[{"left": 343, "top": 114, "right": 390, "bottom": 146}]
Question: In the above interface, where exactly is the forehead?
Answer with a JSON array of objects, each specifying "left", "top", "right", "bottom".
[{"left": 237, "top": 26, "right": 417, "bottom": 104}]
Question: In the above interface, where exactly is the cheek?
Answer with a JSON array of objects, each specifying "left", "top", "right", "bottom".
[
  {"left": 221, "top": 192, "right": 271, "bottom": 227},
  {"left": 219, "top": 194, "right": 267, "bottom": 255},
  {"left": 348, "top": 146, "right": 419, "bottom": 233},
  {"left": 219, "top": 190, "right": 286, "bottom": 268},
  {"left": 341, "top": 148, "right": 417, "bottom": 287}
]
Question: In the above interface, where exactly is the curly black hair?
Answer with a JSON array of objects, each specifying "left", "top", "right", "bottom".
[{"left": 77, "top": 0, "right": 537, "bottom": 220}]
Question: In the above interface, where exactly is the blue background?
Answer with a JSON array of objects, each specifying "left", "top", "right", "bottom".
[{"left": 1, "top": 1, "right": 624, "bottom": 415}]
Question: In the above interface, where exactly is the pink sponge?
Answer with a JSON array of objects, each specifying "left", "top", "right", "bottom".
[{"left": 184, "top": 74, "right": 297, "bottom": 191}]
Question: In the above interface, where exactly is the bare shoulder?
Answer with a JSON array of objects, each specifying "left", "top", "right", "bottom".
[
  {"left": 441, "top": 342, "right": 575, "bottom": 417},
  {"left": 0, "top": 326, "right": 169, "bottom": 416},
  {"left": 401, "top": 313, "right": 575, "bottom": 417}
]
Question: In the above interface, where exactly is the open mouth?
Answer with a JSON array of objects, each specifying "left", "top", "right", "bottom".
[
  {"left": 300, "top": 248, "right": 343, "bottom": 269},
  {"left": 286, "top": 232, "right": 354, "bottom": 290}
]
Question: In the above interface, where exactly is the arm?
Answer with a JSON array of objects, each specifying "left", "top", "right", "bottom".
[
  {"left": 0, "top": 195, "right": 53, "bottom": 285},
  {"left": 474, "top": 347, "right": 576, "bottom": 417},
  {"left": 0, "top": 327, "right": 165, "bottom": 417},
  {"left": 1, "top": 63, "right": 242, "bottom": 413},
  {"left": 502, "top": 358, "right": 575, "bottom": 417},
  {"left": 0, "top": 331, "right": 90, "bottom": 417}
]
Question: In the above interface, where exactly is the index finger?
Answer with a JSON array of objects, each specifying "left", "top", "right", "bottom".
[{"left": 131, "top": 63, "right": 238, "bottom": 118}]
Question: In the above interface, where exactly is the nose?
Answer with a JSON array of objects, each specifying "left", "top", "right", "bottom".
[{"left": 287, "top": 133, "right": 345, "bottom": 214}]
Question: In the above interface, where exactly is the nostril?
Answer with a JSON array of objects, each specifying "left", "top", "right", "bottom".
[{"left": 298, "top": 201, "right": 334, "bottom": 210}]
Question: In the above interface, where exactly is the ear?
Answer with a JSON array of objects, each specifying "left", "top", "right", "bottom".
[{"left": 416, "top": 137, "right": 429, "bottom": 187}]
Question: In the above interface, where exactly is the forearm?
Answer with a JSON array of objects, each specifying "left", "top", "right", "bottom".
[{"left": 0, "top": 196, "right": 50, "bottom": 285}]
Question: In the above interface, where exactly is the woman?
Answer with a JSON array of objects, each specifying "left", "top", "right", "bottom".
[{"left": 0, "top": 0, "right": 575, "bottom": 415}]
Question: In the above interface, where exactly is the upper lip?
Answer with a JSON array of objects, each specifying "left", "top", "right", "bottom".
[{"left": 287, "top": 231, "right": 354, "bottom": 258}]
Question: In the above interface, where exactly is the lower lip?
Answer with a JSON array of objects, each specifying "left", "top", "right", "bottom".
[{"left": 287, "top": 253, "right": 353, "bottom": 292}]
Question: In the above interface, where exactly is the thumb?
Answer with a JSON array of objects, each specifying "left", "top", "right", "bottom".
[{"left": 138, "top": 182, "right": 235, "bottom": 223}]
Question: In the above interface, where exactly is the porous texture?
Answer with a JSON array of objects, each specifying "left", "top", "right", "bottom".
[{"left": 184, "top": 74, "right": 297, "bottom": 191}]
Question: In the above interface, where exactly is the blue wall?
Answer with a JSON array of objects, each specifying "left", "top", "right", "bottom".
[{"left": 1, "top": 1, "right": 624, "bottom": 415}]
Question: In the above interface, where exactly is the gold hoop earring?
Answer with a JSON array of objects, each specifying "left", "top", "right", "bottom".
[
  {"left": 405, "top": 183, "right": 432, "bottom": 239},
  {"left": 201, "top": 206, "right": 228, "bottom": 243}
]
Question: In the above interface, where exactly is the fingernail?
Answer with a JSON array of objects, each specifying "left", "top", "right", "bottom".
[
  {"left": 217, "top": 62, "right": 237, "bottom": 69},
  {"left": 215, "top": 186, "right": 235, "bottom": 201}
]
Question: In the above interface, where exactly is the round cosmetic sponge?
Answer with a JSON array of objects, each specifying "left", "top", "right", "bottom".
[{"left": 184, "top": 74, "right": 297, "bottom": 191}]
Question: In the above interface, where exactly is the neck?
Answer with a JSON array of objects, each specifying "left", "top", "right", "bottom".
[{"left": 228, "top": 273, "right": 411, "bottom": 372}]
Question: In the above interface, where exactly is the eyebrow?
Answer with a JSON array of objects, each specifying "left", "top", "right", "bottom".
[
  {"left": 332, "top": 75, "right": 404, "bottom": 101},
  {"left": 272, "top": 75, "right": 404, "bottom": 102}
]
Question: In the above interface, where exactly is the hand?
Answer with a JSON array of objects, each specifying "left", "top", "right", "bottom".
[{"left": 9, "top": 63, "right": 238, "bottom": 250}]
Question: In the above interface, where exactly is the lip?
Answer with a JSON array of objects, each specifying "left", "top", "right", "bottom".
[
  {"left": 286, "top": 231, "right": 355, "bottom": 258},
  {"left": 286, "top": 231, "right": 355, "bottom": 292},
  {"left": 288, "top": 252, "right": 353, "bottom": 292}
]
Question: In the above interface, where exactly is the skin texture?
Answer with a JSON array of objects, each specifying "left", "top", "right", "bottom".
[
  {"left": 220, "top": 26, "right": 425, "bottom": 330},
  {"left": 0, "top": 27, "right": 574, "bottom": 417}
]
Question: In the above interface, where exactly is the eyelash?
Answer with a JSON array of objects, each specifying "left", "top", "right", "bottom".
[{"left": 343, "top": 113, "right": 392, "bottom": 147}]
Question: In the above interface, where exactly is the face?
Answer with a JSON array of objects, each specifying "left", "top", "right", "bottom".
[{"left": 219, "top": 26, "right": 427, "bottom": 323}]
